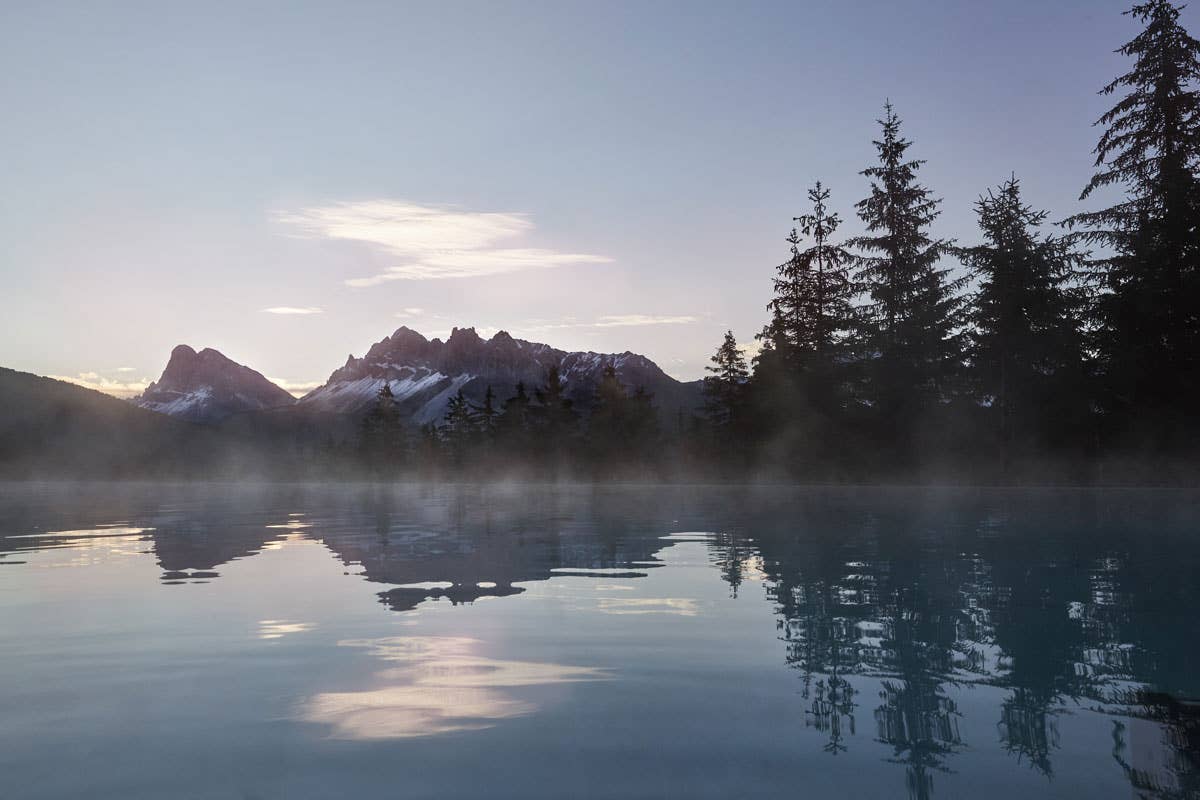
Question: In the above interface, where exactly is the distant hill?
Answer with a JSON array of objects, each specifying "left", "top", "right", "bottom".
[{"left": 0, "top": 368, "right": 245, "bottom": 478}]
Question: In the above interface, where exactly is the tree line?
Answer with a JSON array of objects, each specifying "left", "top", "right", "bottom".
[
  {"left": 343, "top": 1, "right": 1199, "bottom": 483},
  {"left": 701, "top": 0, "right": 1200, "bottom": 482}
]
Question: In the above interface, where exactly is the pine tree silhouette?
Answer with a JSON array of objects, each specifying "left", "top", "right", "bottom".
[
  {"left": 1064, "top": 0, "right": 1200, "bottom": 444},
  {"left": 703, "top": 330, "right": 748, "bottom": 430},
  {"left": 963, "top": 175, "right": 1089, "bottom": 468},
  {"left": 850, "top": 102, "right": 965, "bottom": 446}
]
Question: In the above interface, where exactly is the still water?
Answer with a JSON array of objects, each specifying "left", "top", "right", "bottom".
[{"left": 1, "top": 483, "right": 1197, "bottom": 799}]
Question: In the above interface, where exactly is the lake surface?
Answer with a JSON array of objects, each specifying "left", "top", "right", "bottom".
[{"left": 1, "top": 483, "right": 1198, "bottom": 799}]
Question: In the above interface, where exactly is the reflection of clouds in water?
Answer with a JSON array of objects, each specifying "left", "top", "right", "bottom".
[
  {"left": 265, "top": 520, "right": 313, "bottom": 530},
  {"left": 7, "top": 527, "right": 156, "bottom": 568},
  {"left": 262, "top": 532, "right": 308, "bottom": 550},
  {"left": 660, "top": 532, "right": 715, "bottom": 542},
  {"left": 10, "top": 526, "right": 154, "bottom": 540},
  {"left": 302, "top": 636, "right": 608, "bottom": 740},
  {"left": 596, "top": 597, "right": 701, "bottom": 616},
  {"left": 258, "top": 619, "right": 315, "bottom": 639}
]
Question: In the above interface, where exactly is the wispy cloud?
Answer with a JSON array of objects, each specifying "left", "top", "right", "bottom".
[
  {"left": 592, "top": 314, "right": 700, "bottom": 327},
  {"left": 513, "top": 314, "right": 701, "bottom": 334},
  {"left": 268, "top": 377, "right": 324, "bottom": 398},
  {"left": 261, "top": 306, "right": 323, "bottom": 315},
  {"left": 394, "top": 307, "right": 426, "bottom": 319},
  {"left": 276, "top": 200, "right": 610, "bottom": 283},
  {"left": 49, "top": 371, "right": 150, "bottom": 399}
]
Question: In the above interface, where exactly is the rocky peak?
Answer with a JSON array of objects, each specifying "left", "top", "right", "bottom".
[{"left": 136, "top": 344, "right": 294, "bottom": 423}]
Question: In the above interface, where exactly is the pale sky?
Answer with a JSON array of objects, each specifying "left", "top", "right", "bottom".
[{"left": 0, "top": 1, "right": 1161, "bottom": 396}]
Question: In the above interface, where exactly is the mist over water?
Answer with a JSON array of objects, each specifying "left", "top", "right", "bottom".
[{"left": 1, "top": 482, "right": 1197, "bottom": 799}]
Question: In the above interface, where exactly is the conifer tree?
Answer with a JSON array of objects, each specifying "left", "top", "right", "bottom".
[
  {"left": 703, "top": 330, "right": 748, "bottom": 429},
  {"left": 532, "top": 365, "right": 578, "bottom": 459},
  {"left": 360, "top": 382, "right": 404, "bottom": 473},
  {"left": 963, "top": 176, "right": 1088, "bottom": 462},
  {"left": 751, "top": 183, "right": 864, "bottom": 472},
  {"left": 478, "top": 385, "right": 499, "bottom": 438},
  {"left": 496, "top": 381, "right": 532, "bottom": 453},
  {"left": 850, "top": 103, "right": 965, "bottom": 427},
  {"left": 628, "top": 385, "right": 660, "bottom": 460},
  {"left": 589, "top": 364, "right": 630, "bottom": 469},
  {"left": 1064, "top": 1, "right": 1200, "bottom": 434},
  {"left": 441, "top": 389, "right": 476, "bottom": 465},
  {"left": 763, "top": 182, "right": 856, "bottom": 367}
]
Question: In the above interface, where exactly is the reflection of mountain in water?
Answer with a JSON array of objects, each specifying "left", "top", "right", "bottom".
[
  {"left": 314, "top": 488, "right": 669, "bottom": 611},
  {"left": 0, "top": 484, "right": 674, "bottom": 611}
]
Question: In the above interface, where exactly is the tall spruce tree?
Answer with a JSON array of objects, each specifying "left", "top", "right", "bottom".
[
  {"left": 963, "top": 176, "right": 1088, "bottom": 463},
  {"left": 764, "top": 182, "right": 856, "bottom": 367},
  {"left": 757, "top": 184, "right": 856, "bottom": 404},
  {"left": 1064, "top": 1, "right": 1200, "bottom": 438},
  {"left": 850, "top": 103, "right": 965, "bottom": 432},
  {"left": 704, "top": 330, "right": 748, "bottom": 430}
]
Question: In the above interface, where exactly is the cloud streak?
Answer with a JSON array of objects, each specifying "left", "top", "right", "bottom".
[
  {"left": 49, "top": 371, "right": 150, "bottom": 399},
  {"left": 277, "top": 200, "right": 610, "bottom": 283},
  {"left": 592, "top": 314, "right": 700, "bottom": 327},
  {"left": 261, "top": 306, "right": 323, "bottom": 315},
  {"left": 268, "top": 377, "right": 324, "bottom": 397},
  {"left": 512, "top": 314, "right": 701, "bottom": 334}
]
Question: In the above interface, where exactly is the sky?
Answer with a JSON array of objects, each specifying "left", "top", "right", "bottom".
[{"left": 0, "top": 0, "right": 1174, "bottom": 397}]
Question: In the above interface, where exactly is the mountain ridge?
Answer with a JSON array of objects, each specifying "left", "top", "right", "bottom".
[
  {"left": 297, "top": 325, "right": 700, "bottom": 423},
  {"left": 129, "top": 326, "right": 701, "bottom": 426}
]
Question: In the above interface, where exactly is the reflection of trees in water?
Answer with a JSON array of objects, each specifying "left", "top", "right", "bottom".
[
  {"left": 709, "top": 531, "right": 751, "bottom": 598},
  {"left": 719, "top": 489, "right": 1200, "bottom": 799},
  {"left": 874, "top": 678, "right": 962, "bottom": 800},
  {"left": 740, "top": 495, "right": 969, "bottom": 794},
  {"left": 1111, "top": 693, "right": 1200, "bottom": 800},
  {"left": 808, "top": 673, "right": 857, "bottom": 754},
  {"left": 871, "top": 529, "right": 966, "bottom": 800},
  {"left": 997, "top": 687, "right": 1062, "bottom": 777}
]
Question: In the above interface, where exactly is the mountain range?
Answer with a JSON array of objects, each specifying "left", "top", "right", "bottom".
[{"left": 133, "top": 326, "right": 702, "bottom": 426}]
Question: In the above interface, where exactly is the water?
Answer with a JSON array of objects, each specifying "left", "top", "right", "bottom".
[{"left": 1, "top": 483, "right": 1197, "bottom": 799}]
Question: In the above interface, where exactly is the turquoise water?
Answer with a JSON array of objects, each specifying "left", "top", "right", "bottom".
[{"left": 1, "top": 484, "right": 1197, "bottom": 799}]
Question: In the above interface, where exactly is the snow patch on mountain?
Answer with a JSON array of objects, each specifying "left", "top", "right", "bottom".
[{"left": 413, "top": 374, "right": 475, "bottom": 425}]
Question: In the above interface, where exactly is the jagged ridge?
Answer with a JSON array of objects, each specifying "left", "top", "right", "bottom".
[{"left": 298, "top": 326, "right": 699, "bottom": 423}]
